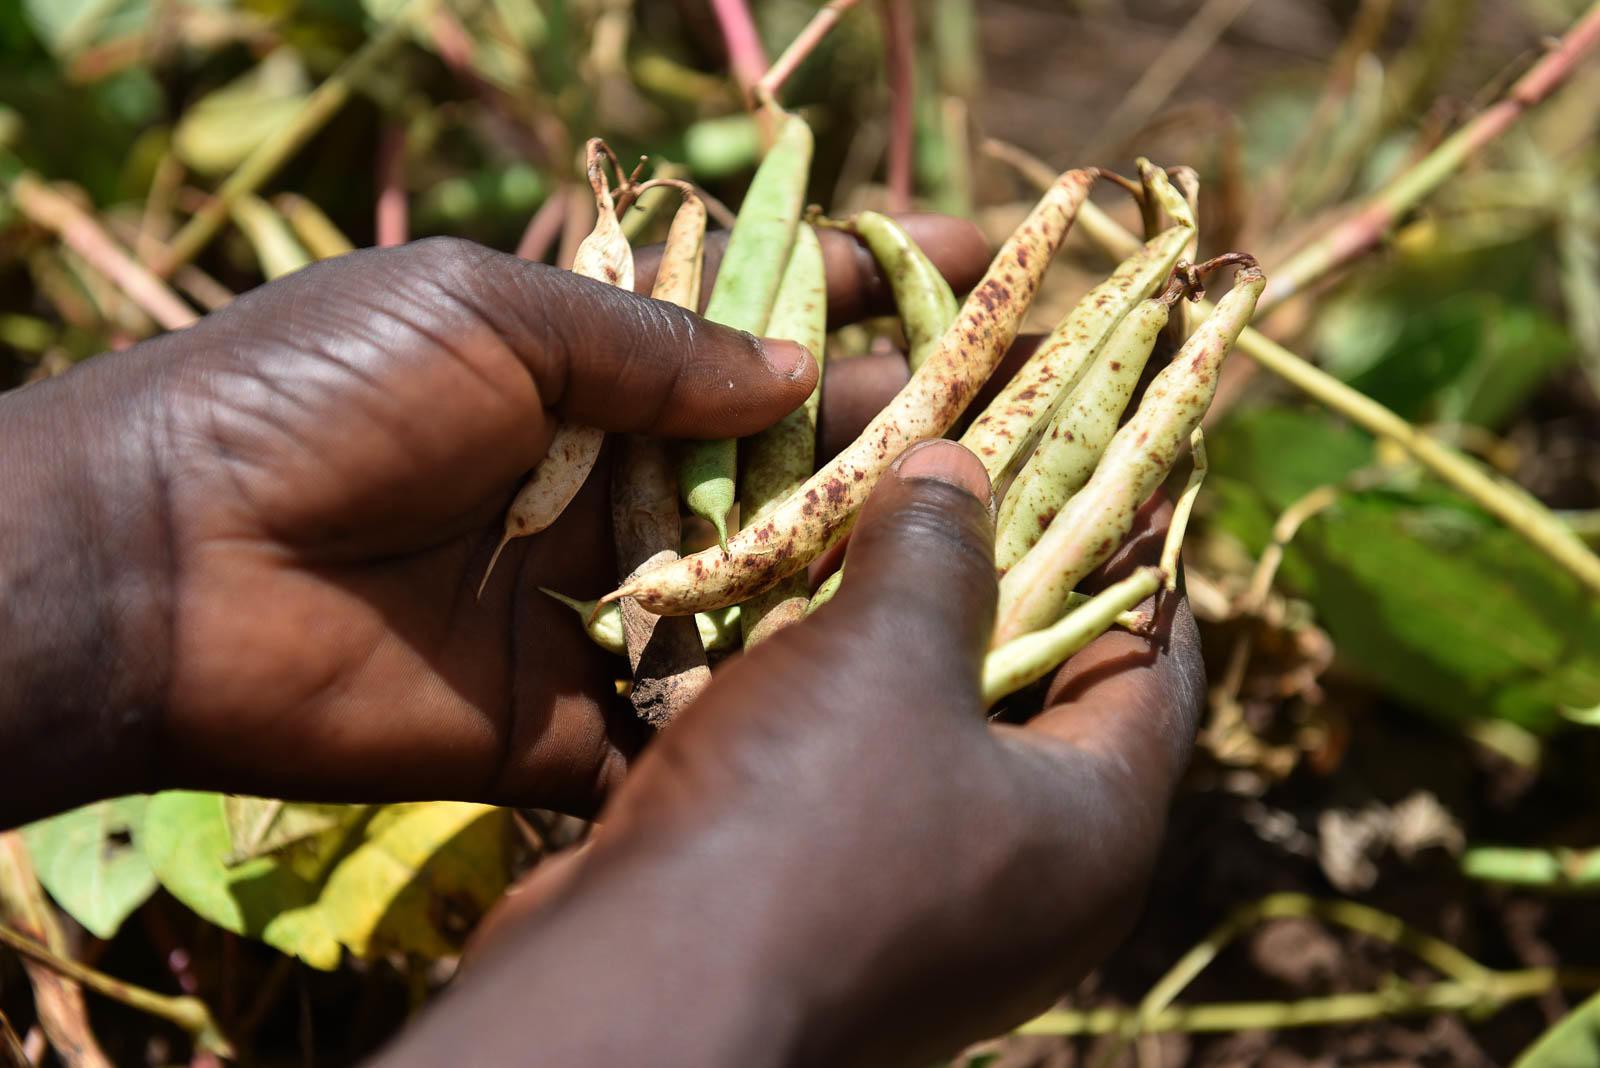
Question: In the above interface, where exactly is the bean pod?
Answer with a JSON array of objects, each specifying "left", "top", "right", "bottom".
[
  {"left": 606, "top": 167, "right": 1097, "bottom": 616},
  {"left": 679, "top": 113, "right": 814, "bottom": 546},
  {"left": 993, "top": 259, "right": 1266, "bottom": 644}
]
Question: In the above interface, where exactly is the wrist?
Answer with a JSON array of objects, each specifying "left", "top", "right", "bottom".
[{"left": 0, "top": 353, "right": 173, "bottom": 825}]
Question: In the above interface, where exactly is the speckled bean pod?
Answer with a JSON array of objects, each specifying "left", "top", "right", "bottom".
[
  {"left": 480, "top": 142, "right": 632, "bottom": 591},
  {"left": 992, "top": 261, "right": 1265, "bottom": 645},
  {"left": 958, "top": 207, "right": 1191, "bottom": 488},
  {"left": 605, "top": 168, "right": 1097, "bottom": 616},
  {"left": 993, "top": 296, "right": 1170, "bottom": 573}
]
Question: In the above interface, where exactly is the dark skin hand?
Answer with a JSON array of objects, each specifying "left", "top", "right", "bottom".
[
  {"left": 388, "top": 443, "right": 1202, "bottom": 1068},
  {"left": 0, "top": 218, "right": 987, "bottom": 825},
  {"left": 2, "top": 216, "right": 1203, "bottom": 1066}
]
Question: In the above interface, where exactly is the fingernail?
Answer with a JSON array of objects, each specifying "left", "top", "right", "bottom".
[
  {"left": 757, "top": 337, "right": 815, "bottom": 382},
  {"left": 892, "top": 440, "right": 991, "bottom": 503}
]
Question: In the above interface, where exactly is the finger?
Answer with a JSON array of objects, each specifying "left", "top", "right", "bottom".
[
  {"left": 405, "top": 238, "right": 819, "bottom": 438},
  {"left": 633, "top": 213, "right": 990, "bottom": 324},
  {"left": 1024, "top": 497, "right": 1205, "bottom": 796},
  {"left": 823, "top": 440, "right": 997, "bottom": 715}
]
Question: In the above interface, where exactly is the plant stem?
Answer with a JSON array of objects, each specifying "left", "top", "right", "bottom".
[
  {"left": 9, "top": 173, "right": 197, "bottom": 331},
  {"left": 1258, "top": 0, "right": 1600, "bottom": 312},
  {"left": 710, "top": 0, "right": 769, "bottom": 104},
  {"left": 879, "top": 0, "right": 915, "bottom": 211},
  {"left": 1018, "top": 893, "right": 1600, "bottom": 1043},
  {"left": 1081, "top": 0, "right": 1257, "bottom": 161},
  {"left": 1014, "top": 968, "right": 1597, "bottom": 1036},
  {"left": 0, "top": 924, "right": 233, "bottom": 1058},
  {"left": 758, "top": 0, "right": 860, "bottom": 101},
  {"left": 516, "top": 186, "right": 570, "bottom": 261},
  {"left": 375, "top": 121, "right": 409, "bottom": 248},
  {"left": 0, "top": 1007, "right": 25, "bottom": 1068},
  {"left": 1232, "top": 323, "right": 1600, "bottom": 596},
  {"left": 984, "top": 138, "right": 1600, "bottom": 598},
  {"left": 155, "top": 3, "right": 424, "bottom": 276}
]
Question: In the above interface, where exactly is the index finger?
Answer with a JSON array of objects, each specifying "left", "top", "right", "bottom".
[{"left": 631, "top": 213, "right": 990, "bottom": 326}]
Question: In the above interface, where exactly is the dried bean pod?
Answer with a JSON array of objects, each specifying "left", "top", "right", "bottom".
[
  {"left": 605, "top": 168, "right": 1097, "bottom": 616},
  {"left": 613, "top": 185, "right": 712, "bottom": 723},
  {"left": 993, "top": 297, "right": 1170, "bottom": 572},
  {"left": 679, "top": 113, "right": 814, "bottom": 546},
  {"left": 480, "top": 142, "right": 631, "bottom": 591},
  {"left": 739, "top": 224, "right": 828, "bottom": 645},
  {"left": 993, "top": 261, "right": 1265, "bottom": 644}
]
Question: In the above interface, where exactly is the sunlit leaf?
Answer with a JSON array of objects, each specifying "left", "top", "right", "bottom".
[
  {"left": 222, "top": 796, "right": 351, "bottom": 863},
  {"left": 21, "top": 797, "right": 157, "bottom": 940},
  {"left": 1514, "top": 988, "right": 1600, "bottom": 1068},
  {"left": 316, "top": 802, "right": 510, "bottom": 959},
  {"left": 142, "top": 793, "right": 509, "bottom": 969},
  {"left": 173, "top": 48, "right": 309, "bottom": 175},
  {"left": 142, "top": 792, "right": 351, "bottom": 969}
]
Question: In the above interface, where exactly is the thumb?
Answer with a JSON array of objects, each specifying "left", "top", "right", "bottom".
[
  {"left": 456, "top": 241, "right": 817, "bottom": 437},
  {"left": 824, "top": 440, "right": 997, "bottom": 711}
]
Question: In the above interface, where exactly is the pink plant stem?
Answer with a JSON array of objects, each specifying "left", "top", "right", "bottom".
[
  {"left": 11, "top": 173, "right": 198, "bottom": 332},
  {"left": 375, "top": 122, "right": 409, "bottom": 247},
  {"left": 1259, "top": 0, "right": 1600, "bottom": 312},
  {"left": 879, "top": 0, "right": 915, "bottom": 212},
  {"left": 758, "top": 0, "right": 861, "bottom": 99},
  {"left": 516, "top": 186, "right": 569, "bottom": 261},
  {"left": 710, "top": 0, "right": 769, "bottom": 103}
]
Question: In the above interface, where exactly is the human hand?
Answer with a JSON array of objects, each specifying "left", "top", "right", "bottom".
[
  {"left": 403, "top": 439, "right": 1203, "bottom": 1068},
  {"left": 0, "top": 221, "right": 988, "bottom": 825}
]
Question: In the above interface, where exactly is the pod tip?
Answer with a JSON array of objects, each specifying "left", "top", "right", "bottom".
[{"left": 476, "top": 534, "right": 513, "bottom": 601}]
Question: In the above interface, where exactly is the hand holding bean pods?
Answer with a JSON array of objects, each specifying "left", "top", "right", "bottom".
[{"left": 541, "top": 140, "right": 1261, "bottom": 720}]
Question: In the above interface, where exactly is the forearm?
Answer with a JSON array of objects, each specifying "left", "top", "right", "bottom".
[{"left": 0, "top": 360, "right": 169, "bottom": 826}]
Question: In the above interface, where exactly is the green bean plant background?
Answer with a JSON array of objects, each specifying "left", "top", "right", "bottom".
[{"left": 3, "top": 1, "right": 1600, "bottom": 1065}]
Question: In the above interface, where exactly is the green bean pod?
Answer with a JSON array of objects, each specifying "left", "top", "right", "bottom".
[
  {"left": 853, "top": 210, "right": 959, "bottom": 372},
  {"left": 679, "top": 113, "right": 814, "bottom": 546},
  {"left": 540, "top": 589, "right": 740, "bottom": 656},
  {"left": 959, "top": 205, "right": 1192, "bottom": 487},
  {"left": 993, "top": 296, "right": 1170, "bottom": 573},
  {"left": 739, "top": 224, "right": 828, "bottom": 646},
  {"left": 806, "top": 568, "right": 844, "bottom": 613},
  {"left": 981, "top": 567, "right": 1161, "bottom": 706},
  {"left": 993, "top": 262, "right": 1266, "bottom": 644}
]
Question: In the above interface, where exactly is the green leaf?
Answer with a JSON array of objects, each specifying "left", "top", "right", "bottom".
[
  {"left": 173, "top": 49, "right": 310, "bottom": 176},
  {"left": 222, "top": 796, "right": 351, "bottom": 863},
  {"left": 142, "top": 792, "right": 351, "bottom": 969},
  {"left": 1514, "top": 988, "right": 1600, "bottom": 1068},
  {"left": 142, "top": 793, "right": 508, "bottom": 969},
  {"left": 21, "top": 797, "right": 157, "bottom": 940},
  {"left": 1208, "top": 407, "right": 1600, "bottom": 731},
  {"left": 23, "top": 0, "right": 149, "bottom": 56},
  {"left": 1315, "top": 288, "right": 1571, "bottom": 430}
]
